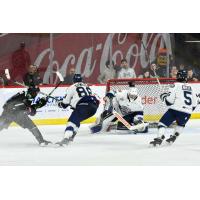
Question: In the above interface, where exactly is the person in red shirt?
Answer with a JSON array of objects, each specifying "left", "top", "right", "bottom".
[{"left": 11, "top": 42, "right": 31, "bottom": 82}]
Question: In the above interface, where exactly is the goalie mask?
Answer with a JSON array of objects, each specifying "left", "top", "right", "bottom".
[{"left": 128, "top": 88, "right": 138, "bottom": 101}]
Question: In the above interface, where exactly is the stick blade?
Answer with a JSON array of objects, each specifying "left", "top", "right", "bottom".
[
  {"left": 56, "top": 71, "right": 64, "bottom": 82},
  {"left": 5, "top": 69, "right": 11, "bottom": 80}
]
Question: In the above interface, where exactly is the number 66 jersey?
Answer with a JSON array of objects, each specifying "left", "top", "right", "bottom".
[
  {"left": 63, "top": 82, "right": 98, "bottom": 109},
  {"left": 166, "top": 82, "right": 198, "bottom": 114}
]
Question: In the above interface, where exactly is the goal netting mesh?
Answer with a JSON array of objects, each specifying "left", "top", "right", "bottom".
[{"left": 106, "top": 78, "right": 176, "bottom": 125}]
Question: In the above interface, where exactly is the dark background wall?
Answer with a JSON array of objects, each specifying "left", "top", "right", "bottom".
[{"left": 174, "top": 33, "right": 200, "bottom": 67}]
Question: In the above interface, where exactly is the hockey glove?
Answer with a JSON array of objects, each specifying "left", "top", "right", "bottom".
[
  {"left": 160, "top": 92, "right": 170, "bottom": 102},
  {"left": 35, "top": 97, "right": 48, "bottom": 109},
  {"left": 26, "top": 106, "right": 37, "bottom": 116},
  {"left": 58, "top": 101, "right": 69, "bottom": 109}
]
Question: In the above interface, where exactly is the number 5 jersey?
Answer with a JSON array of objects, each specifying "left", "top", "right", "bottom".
[{"left": 165, "top": 82, "right": 198, "bottom": 114}]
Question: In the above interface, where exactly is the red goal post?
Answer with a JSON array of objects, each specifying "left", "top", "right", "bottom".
[{"left": 106, "top": 78, "right": 176, "bottom": 123}]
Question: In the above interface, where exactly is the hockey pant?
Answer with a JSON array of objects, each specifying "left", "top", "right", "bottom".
[
  {"left": 0, "top": 110, "right": 45, "bottom": 143},
  {"left": 158, "top": 109, "right": 191, "bottom": 137},
  {"left": 64, "top": 102, "right": 99, "bottom": 139},
  {"left": 159, "top": 109, "right": 191, "bottom": 128}
]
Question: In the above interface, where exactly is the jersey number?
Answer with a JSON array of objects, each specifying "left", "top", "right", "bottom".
[
  {"left": 184, "top": 91, "right": 192, "bottom": 105},
  {"left": 76, "top": 87, "right": 92, "bottom": 97}
]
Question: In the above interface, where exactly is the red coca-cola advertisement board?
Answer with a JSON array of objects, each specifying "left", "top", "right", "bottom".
[{"left": 0, "top": 33, "right": 172, "bottom": 84}]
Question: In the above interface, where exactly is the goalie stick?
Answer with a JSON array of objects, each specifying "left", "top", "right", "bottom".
[{"left": 112, "top": 110, "right": 148, "bottom": 131}]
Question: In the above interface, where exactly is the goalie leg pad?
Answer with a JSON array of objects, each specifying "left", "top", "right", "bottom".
[{"left": 101, "top": 114, "right": 116, "bottom": 131}]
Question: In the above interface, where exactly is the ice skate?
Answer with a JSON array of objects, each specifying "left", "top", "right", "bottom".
[
  {"left": 149, "top": 135, "right": 165, "bottom": 147},
  {"left": 165, "top": 132, "right": 179, "bottom": 144}
]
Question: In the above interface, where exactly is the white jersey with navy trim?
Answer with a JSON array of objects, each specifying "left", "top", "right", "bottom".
[
  {"left": 165, "top": 82, "right": 198, "bottom": 114},
  {"left": 112, "top": 90, "right": 143, "bottom": 116},
  {"left": 63, "top": 82, "right": 94, "bottom": 108}
]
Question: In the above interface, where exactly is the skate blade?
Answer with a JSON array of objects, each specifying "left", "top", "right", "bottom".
[
  {"left": 148, "top": 143, "right": 161, "bottom": 148},
  {"left": 165, "top": 141, "right": 173, "bottom": 146},
  {"left": 39, "top": 143, "right": 53, "bottom": 147},
  {"left": 54, "top": 142, "right": 69, "bottom": 148}
]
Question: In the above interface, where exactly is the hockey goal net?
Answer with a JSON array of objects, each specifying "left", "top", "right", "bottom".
[{"left": 106, "top": 78, "right": 176, "bottom": 124}]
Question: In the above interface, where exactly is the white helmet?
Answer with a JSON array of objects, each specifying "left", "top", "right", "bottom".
[{"left": 128, "top": 87, "right": 138, "bottom": 100}]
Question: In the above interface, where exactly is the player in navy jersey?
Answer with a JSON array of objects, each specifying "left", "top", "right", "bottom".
[{"left": 56, "top": 74, "right": 99, "bottom": 146}]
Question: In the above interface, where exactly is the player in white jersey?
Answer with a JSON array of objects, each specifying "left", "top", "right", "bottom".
[
  {"left": 56, "top": 74, "right": 99, "bottom": 146},
  {"left": 150, "top": 70, "right": 198, "bottom": 146},
  {"left": 90, "top": 85, "right": 148, "bottom": 134}
]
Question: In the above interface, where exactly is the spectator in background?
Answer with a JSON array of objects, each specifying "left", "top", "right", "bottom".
[
  {"left": 149, "top": 63, "right": 159, "bottom": 77},
  {"left": 23, "top": 65, "right": 42, "bottom": 87},
  {"left": 138, "top": 69, "right": 153, "bottom": 78},
  {"left": 155, "top": 47, "right": 168, "bottom": 77},
  {"left": 98, "top": 60, "right": 116, "bottom": 83},
  {"left": 118, "top": 59, "right": 136, "bottom": 78},
  {"left": 187, "top": 67, "right": 198, "bottom": 82},
  {"left": 179, "top": 63, "right": 186, "bottom": 71},
  {"left": 63, "top": 67, "right": 76, "bottom": 84},
  {"left": 169, "top": 66, "right": 178, "bottom": 78},
  {"left": 0, "top": 73, "right": 8, "bottom": 86},
  {"left": 11, "top": 42, "right": 31, "bottom": 82}
]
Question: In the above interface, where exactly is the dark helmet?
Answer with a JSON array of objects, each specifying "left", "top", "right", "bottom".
[
  {"left": 176, "top": 70, "right": 188, "bottom": 82},
  {"left": 73, "top": 74, "right": 83, "bottom": 83},
  {"left": 26, "top": 87, "right": 40, "bottom": 99}
]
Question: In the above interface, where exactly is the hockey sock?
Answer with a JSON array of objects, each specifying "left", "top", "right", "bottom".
[
  {"left": 29, "top": 127, "right": 44, "bottom": 143},
  {"left": 174, "top": 125, "right": 184, "bottom": 135},
  {"left": 64, "top": 122, "right": 78, "bottom": 139},
  {"left": 158, "top": 125, "right": 166, "bottom": 138}
]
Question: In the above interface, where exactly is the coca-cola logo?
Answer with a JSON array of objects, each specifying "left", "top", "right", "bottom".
[{"left": 34, "top": 33, "right": 172, "bottom": 84}]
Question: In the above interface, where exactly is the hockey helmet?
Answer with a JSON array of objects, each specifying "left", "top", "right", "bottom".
[
  {"left": 105, "top": 90, "right": 116, "bottom": 99},
  {"left": 176, "top": 69, "right": 187, "bottom": 82},
  {"left": 73, "top": 74, "right": 83, "bottom": 83},
  {"left": 128, "top": 87, "right": 138, "bottom": 100},
  {"left": 26, "top": 86, "right": 40, "bottom": 99}
]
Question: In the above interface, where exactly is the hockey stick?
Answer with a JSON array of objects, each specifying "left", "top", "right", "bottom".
[
  {"left": 113, "top": 110, "right": 148, "bottom": 131},
  {"left": 48, "top": 71, "right": 64, "bottom": 96},
  {"left": 4, "top": 69, "right": 62, "bottom": 100},
  {"left": 152, "top": 65, "right": 163, "bottom": 91},
  {"left": 140, "top": 34, "right": 163, "bottom": 91}
]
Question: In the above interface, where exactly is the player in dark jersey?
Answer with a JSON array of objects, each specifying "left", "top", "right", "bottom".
[{"left": 0, "top": 86, "right": 51, "bottom": 146}]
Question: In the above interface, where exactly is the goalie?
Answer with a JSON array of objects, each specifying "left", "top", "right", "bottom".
[{"left": 90, "top": 87, "right": 148, "bottom": 134}]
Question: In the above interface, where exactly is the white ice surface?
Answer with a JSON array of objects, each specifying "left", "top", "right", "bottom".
[{"left": 1, "top": 120, "right": 200, "bottom": 166}]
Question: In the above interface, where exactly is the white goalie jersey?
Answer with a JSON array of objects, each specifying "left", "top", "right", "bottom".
[
  {"left": 165, "top": 82, "right": 198, "bottom": 114},
  {"left": 111, "top": 89, "right": 143, "bottom": 116}
]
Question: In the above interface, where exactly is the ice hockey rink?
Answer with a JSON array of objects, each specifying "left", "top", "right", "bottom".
[{"left": 0, "top": 120, "right": 200, "bottom": 166}]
